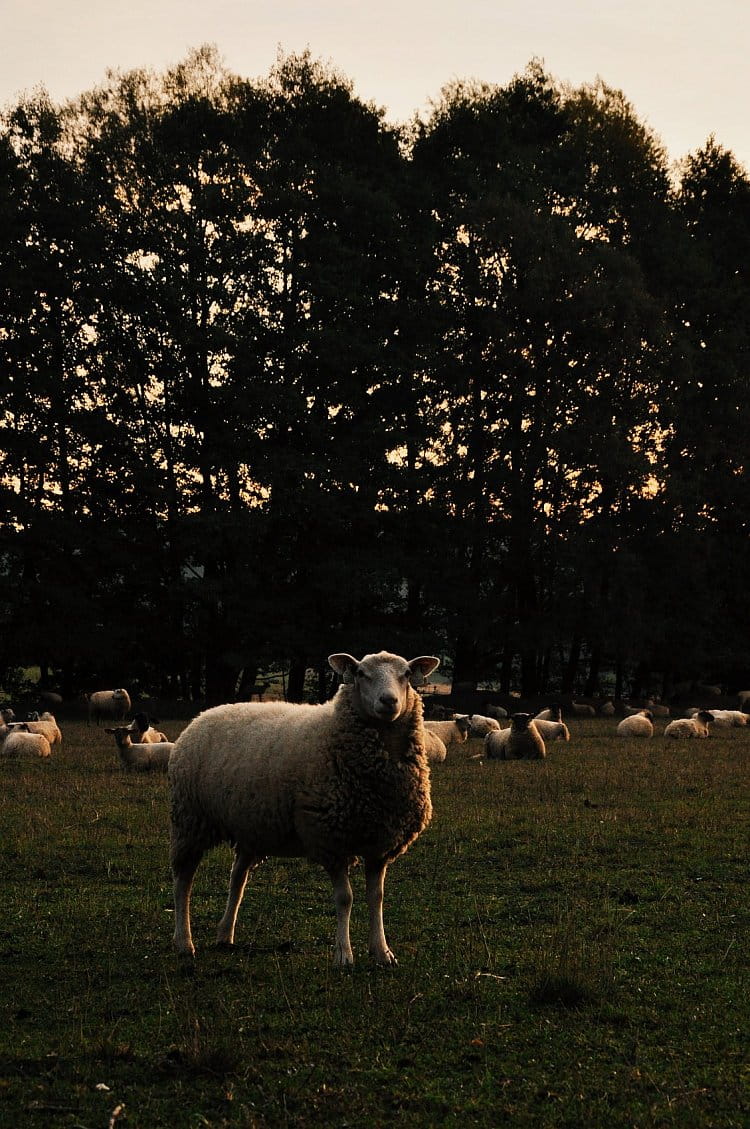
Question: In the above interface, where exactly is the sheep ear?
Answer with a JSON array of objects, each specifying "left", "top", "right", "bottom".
[
  {"left": 328, "top": 654, "right": 359, "bottom": 684},
  {"left": 408, "top": 656, "right": 440, "bottom": 687}
]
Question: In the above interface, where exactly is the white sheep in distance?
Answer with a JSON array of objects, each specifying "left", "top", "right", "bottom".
[
  {"left": 533, "top": 718, "right": 570, "bottom": 742},
  {"left": 534, "top": 705, "right": 562, "bottom": 722},
  {"left": 706, "top": 710, "right": 748, "bottom": 728},
  {"left": 485, "top": 714, "right": 546, "bottom": 760},
  {"left": 23, "top": 711, "right": 62, "bottom": 748},
  {"left": 168, "top": 650, "right": 440, "bottom": 967},
  {"left": 105, "top": 726, "right": 174, "bottom": 772},
  {"left": 422, "top": 729, "right": 447, "bottom": 763},
  {"left": 466, "top": 714, "right": 502, "bottom": 738},
  {"left": 127, "top": 711, "right": 169, "bottom": 743},
  {"left": 87, "top": 688, "right": 131, "bottom": 727},
  {"left": 616, "top": 710, "right": 654, "bottom": 738},
  {"left": 423, "top": 716, "right": 472, "bottom": 750},
  {"left": 0, "top": 721, "right": 51, "bottom": 758},
  {"left": 664, "top": 710, "right": 715, "bottom": 739}
]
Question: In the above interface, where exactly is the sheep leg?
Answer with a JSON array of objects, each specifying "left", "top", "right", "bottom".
[
  {"left": 364, "top": 858, "right": 397, "bottom": 965},
  {"left": 216, "top": 848, "right": 256, "bottom": 946},
  {"left": 328, "top": 864, "right": 354, "bottom": 968},
  {"left": 171, "top": 841, "right": 204, "bottom": 957}
]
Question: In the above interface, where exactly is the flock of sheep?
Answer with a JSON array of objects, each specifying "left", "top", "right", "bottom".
[{"left": 1, "top": 655, "right": 748, "bottom": 969}]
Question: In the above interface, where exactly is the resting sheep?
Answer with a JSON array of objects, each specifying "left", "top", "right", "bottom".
[
  {"left": 127, "top": 711, "right": 169, "bottom": 743},
  {"left": 23, "top": 711, "right": 62, "bottom": 748},
  {"left": 664, "top": 710, "right": 715, "bottom": 739},
  {"left": 423, "top": 716, "right": 472, "bottom": 751},
  {"left": 616, "top": 710, "right": 654, "bottom": 738},
  {"left": 706, "top": 710, "right": 748, "bottom": 728},
  {"left": 533, "top": 718, "right": 570, "bottom": 742},
  {"left": 105, "top": 726, "right": 174, "bottom": 771},
  {"left": 0, "top": 721, "right": 51, "bottom": 759},
  {"left": 168, "top": 650, "right": 439, "bottom": 967},
  {"left": 466, "top": 714, "right": 501, "bottom": 738},
  {"left": 485, "top": 713, "right": 546, "bottom": 760},
  {"left": 422, "top": 729, "right": 447, "bottom": 763},
  {"left": 88, "top": 688, "right": 131, "bottom": 726}
]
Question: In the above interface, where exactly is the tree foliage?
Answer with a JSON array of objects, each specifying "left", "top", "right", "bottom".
[{"left": 1, "top": 49, "right": 748, "bottom": 701}]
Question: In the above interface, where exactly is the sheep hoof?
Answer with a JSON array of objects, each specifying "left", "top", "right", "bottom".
[{"left": 371, "top": 949, "right": 398, "bottom": 967}]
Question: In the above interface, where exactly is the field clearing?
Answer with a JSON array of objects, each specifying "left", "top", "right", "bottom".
[{"left": 0, "top": 716, "right": 747, "bottom": 1128}]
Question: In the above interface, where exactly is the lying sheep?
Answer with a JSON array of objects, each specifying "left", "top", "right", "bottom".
[
  {"left": 127, "top": 711, "right": 169, "bottom": 743},
  {"left": 0, "top": 721, "right": 51, "bottom": 758},
  {"left": 23, "top": 711, "right": 62, "bottom": 748},
  {"left": 424, "top": 716, "right": 472, "bottom": 750},
  {"left": 169, "top": 650, "right": 440, "bottom": 966},
  {"left": 571, "top": 702, "right": 596, "bottom": 717},
  {"left": 534, "top": 705, "right": 562, "bottom": 722},
  {"left": 664, "top": 710, "right": 715, "bottom": 739},
  {"left": 706, "top": 710, "right": 748, "bottom": 728},
  {"left": 533, "top": 717, "right": 570, "bottom": 742},
  {"left": 486, "top": 714, "right": 546, "bottom": 760},
  {"left": 105, "top": 726, "right": 174, "bottom": 772},
  {"left": 422, "top": 729, "right": 447, "bottom": 763},
  {"left": 616, "top": 710, "right": 654, "bottom": 738},
  {"left": 466, "top": 714, "right": 501, "bottom": 738},
  {"left": 88, "top": 688, "right": 131, "bottom": 726}
]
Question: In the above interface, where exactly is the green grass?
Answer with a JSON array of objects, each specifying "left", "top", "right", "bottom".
[{"left": 0, "top": 718, "right": 747, "bottom": 1127}]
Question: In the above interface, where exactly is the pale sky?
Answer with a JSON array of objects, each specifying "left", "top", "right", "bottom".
[{"left": 3, "top": 0, "right": 749, "bottom": 170}]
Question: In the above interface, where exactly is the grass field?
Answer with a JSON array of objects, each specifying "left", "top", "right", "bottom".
[{"left": 0, "top": 716, "right": 747, "bottom": 1128}]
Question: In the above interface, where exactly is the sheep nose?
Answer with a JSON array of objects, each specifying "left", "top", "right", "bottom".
[{"left": 379, "top": 694, "right": 398, "bottom": 711}]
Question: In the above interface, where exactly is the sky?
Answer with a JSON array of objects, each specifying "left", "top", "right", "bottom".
[{"left": 3, "top": 0, "right": 749, "bottom": 170}]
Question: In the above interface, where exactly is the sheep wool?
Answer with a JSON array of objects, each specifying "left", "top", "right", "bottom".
[
  {"left": 422, "top": 728, "right": 448, "bottom": 763},
  {"left": 168, "top": 650, "right": 439, "bottom": 967},
  {"left": 423, "top": 716, "right": 471, "bottom": 749},
  {"left": 485, "top": 714, "right": 546, "bottom": 759},
  {"left": 616, "top": 711, "right": 654, "bottom": 738},
  {"left": 664, "top": 710, "right": 714, "bottom": 739}
]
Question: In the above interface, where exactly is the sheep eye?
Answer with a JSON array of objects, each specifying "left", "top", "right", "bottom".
[{"left": 356, "top": 668, "right": 369, "bottom": 680}]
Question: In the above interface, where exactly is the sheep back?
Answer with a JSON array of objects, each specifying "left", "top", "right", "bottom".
[{"left": 169, "top": 684, "right": 432, "bottom": 871}]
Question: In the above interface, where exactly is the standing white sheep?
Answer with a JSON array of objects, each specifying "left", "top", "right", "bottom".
[
  {"left": 168, "top": 650, "right": 440, "bottom": 967},
  {"left": 616, "top": 710, "right": 654, "bottom": 738},
  {"left": 87, "top": 688, "right": 131, "bottom": 726}
]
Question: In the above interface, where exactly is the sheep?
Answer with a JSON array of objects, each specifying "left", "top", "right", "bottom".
[
  {"left": 23, "top": 711, "right": 62, "bottom": 748},
  {"left": 168, "top": 649, "right": 440, "bottom": 967},
  {"left": 422, "top": 729, "right": 448, "bottom": 763},
  {"left": 616, "top": 710, "right": 654, "bottom": 737},
  {"left": 105, "top": 726, "right": 174, "bottom": 772},
  {"left": 466, "top": 714, "right": 501, "bottom": 738},
  {"left": 485, "top": 704, "right": 508, "bottom": 720},
  {"left": 736, "top": 690, "right": 750, "bottom": 709},
  {"left": 87, "top": 688, "right": 131, "bottom": 726},
  {"left": 664, "top": 710, "right": 715, "bottom": 739},
  {"left": 598, "top": 701, "right": 615, "bottom": 717},
  {"left": 485, "top": 714, "right": 546, "bottom": 760},
  {"left": 534, "top": 705, "right": 562, "bottom": 722},
  {"left": 706, "top": 710, "right": 748, "bottom": 728},
  {"left": 0, "top": 721, "right": 51, "bottom": 759},
  {"left": 424, "top": 716, "right": 472, "bottom": 750},
  {"left": 571, "top": 702, "right": 596, "bottom": 717},
  {"left": 1, "top": 708, "right": 15, "bottom": 723},
  {"left": 533, "top": 718, "right": 570, "bottom": 742},
  {"left": 127, "top": 711, "right": 169, "bottom": 743}
]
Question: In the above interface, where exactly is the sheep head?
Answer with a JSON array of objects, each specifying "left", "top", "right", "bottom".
[{"left": 329, "top": 651, "right": 439, "bottom": 723}]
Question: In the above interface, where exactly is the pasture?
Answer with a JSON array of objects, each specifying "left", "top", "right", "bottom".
[{"left": 0, "top": 716, "right": 747, "bottom": 1127}]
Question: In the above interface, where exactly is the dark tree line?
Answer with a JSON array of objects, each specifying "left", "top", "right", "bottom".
[{"left": 1, "top": 47, "right": 749, "bottom": 703}]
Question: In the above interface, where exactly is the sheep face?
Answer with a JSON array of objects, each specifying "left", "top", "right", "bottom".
[
  {"left": 329, "top": 651, "right": 439, "bottom": 723},
  {"left": 510, "top": 712, "right": 533, "bottom": 731}
]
